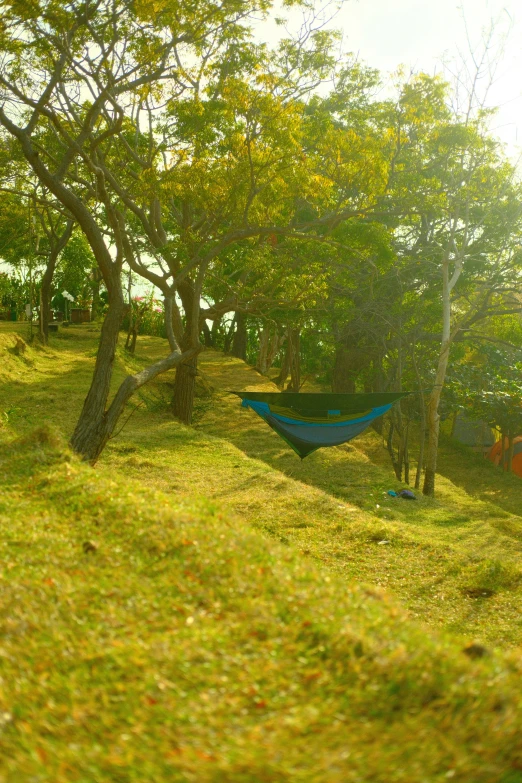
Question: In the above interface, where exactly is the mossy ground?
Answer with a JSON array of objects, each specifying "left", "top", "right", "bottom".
[{"left": 1, "top": 322, "right": 522, "bottom": 782}]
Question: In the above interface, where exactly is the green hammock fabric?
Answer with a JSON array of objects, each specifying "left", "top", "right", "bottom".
[{"left": 233, "top": 391, "right": 410, "bottom": 458}]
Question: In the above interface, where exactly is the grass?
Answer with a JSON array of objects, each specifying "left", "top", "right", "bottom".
[{"left": 1, "top": 322, "right": 522, "bottom": 781}]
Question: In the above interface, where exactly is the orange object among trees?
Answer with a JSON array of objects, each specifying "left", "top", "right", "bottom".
[{"left": 487, "top": 437, "right": 522, "bottom": 478}]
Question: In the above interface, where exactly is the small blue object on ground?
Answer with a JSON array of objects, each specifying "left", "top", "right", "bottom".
[
  {"left": 398, "top": 489, "right": 417, "bottom": 500},
  {"left": 387, "top": 489, "right": 417, "bottom": 499}
]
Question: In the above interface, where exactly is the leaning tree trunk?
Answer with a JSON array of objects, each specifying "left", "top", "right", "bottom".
[
  {"left": 0, "top": 111, "right": 197, "bottom": 462},
  {"left": 71, "top": 292, "right": 197, "bottom": 462},
  {"left": 38, "top": 289, "right": 48, "bottom": 346}
]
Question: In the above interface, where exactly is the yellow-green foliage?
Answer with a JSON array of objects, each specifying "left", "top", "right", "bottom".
[{"left": 2, "top": 322, "right": 522, "bottom": 781}]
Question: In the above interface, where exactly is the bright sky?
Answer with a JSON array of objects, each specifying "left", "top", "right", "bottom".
[{"left": 259, "top": 0, "right": 522, "bottom": 155}]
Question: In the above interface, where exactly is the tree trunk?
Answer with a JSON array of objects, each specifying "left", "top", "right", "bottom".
[
  {"left": 412, "top": 347, "right": 426, "bottom": 490},
  {"left": 332, "top": 343, "right": 356, "bottom": 393},
  {"left": 39, "top": 273, "right": 52, "bottom": 344},
  {"left": 210, "top": 316, "right": 221, "bottom": 348},
  {"left": 500, "top": 431, "right": 507, "bottom": 470},
  {"left": 223, "top": 316, "right": 236, "bottom": 354},
  {"left": 371, "top": 354, "right": 385, "bottom": 434},
  {"left": 69, "top": 275, "right": 126, "bottom": 459},
  {"left": 394, "top": 402, "right": 405, "bottom": 481},
  {"left": 0, "top": 115, "right": 194, "bottom": 462},
  {"left": 124, "top": 267, "right": 134, "bottom": 351},
  {"left": 275, "top": 333, "right": 291, "bottom": 387},
  {"left": 172, "top": 354, "right": 198, "bottom": 423},
  {"left": 331, "top": 340, "right": 371, "bottom": 393},
  {"left": 422, "top": 340, "right": 451, "bottom": 496},
  {"left": 507, "top": 431, "right": 515, "bottom": 473},
  {"left": 423, "top": 400, "right": 440, "bottom": 496},
  {"left": 171, "top": 279, "right": 202, "bottom": 425},
  {"left": 415, "top": 397, "right": 427, "bottom": 491},
  {"left": 231, "top": 312, "right": 248, "bottom": 361},
  {"left": 125, "top": 327, "right": 137, "bottom": 355},
  {"left": 71, "top": 291, "right": 197, "bottom": 461},
  {"left": 386, "top": 422, "right": 401, "bottom": 481},
  {"left": 285, "top": 328, "right": 301, "bottom": 392},
  {"left": 268, "top": 332, "right": 283, "bottom": 374},
  {"left": 423, "top": 253, "right": 455, "bottom": 497},
  {"left": 91, "top": 267, "right": 103, "bottom": 319},
  {"left": 403, "top": 421, "right": 410, "bottom": 484},
  {"left": 256, "top": 326, "right": 283, "bottom": 375},
  {"left": 202, "top": 320, "right": 213, "bottom": 347},
  {"left": 38, "top": 219, "right": 73, "bottom": 345},
  {"left": 256, "top": 327, "right": 270, "bottom": 374},
  {"left": 38, "top": 288, "right": 46, "bottom": 345},
  {"left": 450, "top": 411, "right": 458, "bottom": 437}
]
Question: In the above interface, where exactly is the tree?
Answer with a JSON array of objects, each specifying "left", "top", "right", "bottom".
[
  {"left": 375, "top": 70, "right": 522, "bottom": 495},
  {"left": 1, "top": 0, "right": 384, "bottom": 455},
  {"left": 0, "top": 0, "right": 280, "bottom": 459},
  {"left": 86, "top": 31, "right": 381, "bottom": 424}
]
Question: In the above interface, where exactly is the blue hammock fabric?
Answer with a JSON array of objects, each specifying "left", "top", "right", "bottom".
[{"left": 233, "top": 391, "right": 410, "bottom": 458}]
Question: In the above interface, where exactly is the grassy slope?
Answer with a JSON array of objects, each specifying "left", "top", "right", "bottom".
[
  {"left": 109, "top": 340, "right": 522, "bottom": 649},
  {"left": 1, "top": 323, "right": 522, "bottom": 781}
]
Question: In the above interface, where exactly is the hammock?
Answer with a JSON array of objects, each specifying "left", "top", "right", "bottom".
[{"left": 233, "top": 391, "right": 410, "bottom": 458}]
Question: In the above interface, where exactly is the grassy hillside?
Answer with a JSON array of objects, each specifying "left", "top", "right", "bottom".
[{"left": 1, "top": 322, "right": 522, "bottom": 781}]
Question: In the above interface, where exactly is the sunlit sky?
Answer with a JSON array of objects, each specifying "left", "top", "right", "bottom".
[{"left": 258, "top": 0, "right": 522, "bottom": 156}]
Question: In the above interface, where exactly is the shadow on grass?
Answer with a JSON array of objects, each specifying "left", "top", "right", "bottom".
[
  {"left": 196, "top": 395, "right": 522, "bottom": 534},
  {"left": 436, "top": 435, "right": 522, "bottom": 519}
]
